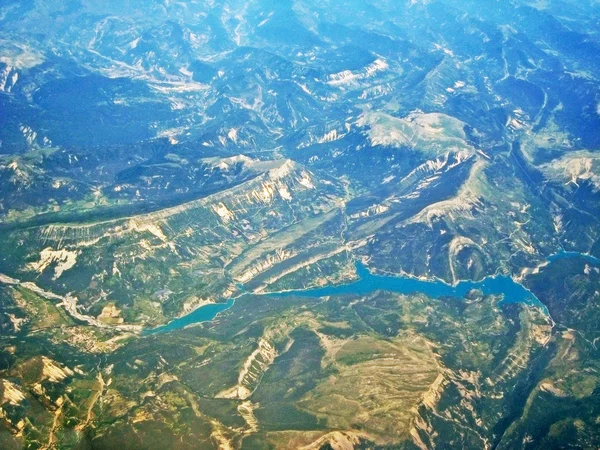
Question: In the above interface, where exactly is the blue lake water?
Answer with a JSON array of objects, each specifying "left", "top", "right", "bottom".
[
  {"left": 143, "top": 299, "right": 235, "bottom": 335},
  {"left": 145, "top": 251, "right": 599, "bottom": 334},
  {"left": 267, "top": 262, "right": 543, "bottom": 308},
  {"left": 548, "top": 250, "right": 600, "bottom": 265}
]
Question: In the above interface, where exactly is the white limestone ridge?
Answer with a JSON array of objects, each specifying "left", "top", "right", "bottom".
[
  {"left": 327, "top": 58, "right": 389, "bottom": 86},
  {"left": 40, "top": 356, "right": 74, "bottom": 383},
  {"left": 407, "top": 158, "right": 486, "bottom": 226},
  {"left": 31, "top": 156, "right": 318, "bottom": 245},
  {"left": 0, "top": 380, "right": 26, "bottom": 406},
  {"left": 357, "top": 110, "right": 473, "bottom": 156},
  {"left": 540, "top": 151, "right": 600, "bottom": 192}
]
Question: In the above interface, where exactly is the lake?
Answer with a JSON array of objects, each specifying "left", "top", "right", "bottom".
[
  {"left": 145, "top": 252, "right": 593, "bottom": 335},
  {"left": 267, "top": 261, "right": 544, "bottom": 311},
  {"left": 144, "top": 299, "right": 235, "bottom": 335}
]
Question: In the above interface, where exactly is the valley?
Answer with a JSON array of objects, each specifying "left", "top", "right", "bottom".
[{"left": 1, "top": 0, "right": 599, "bottom": 448}]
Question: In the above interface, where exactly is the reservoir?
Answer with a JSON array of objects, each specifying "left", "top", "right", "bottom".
[
  {"left": 267, "top": 261, "right": 544, "bottom": 309},
  {"left": 548, "top": 250, "right": 600, "bottom": 265},
  {"left": 144, "top": 299, "right": 235, "bottom": 335},
  {"left": 145, "top": 256, "right": 571, "bottom": 335}
]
